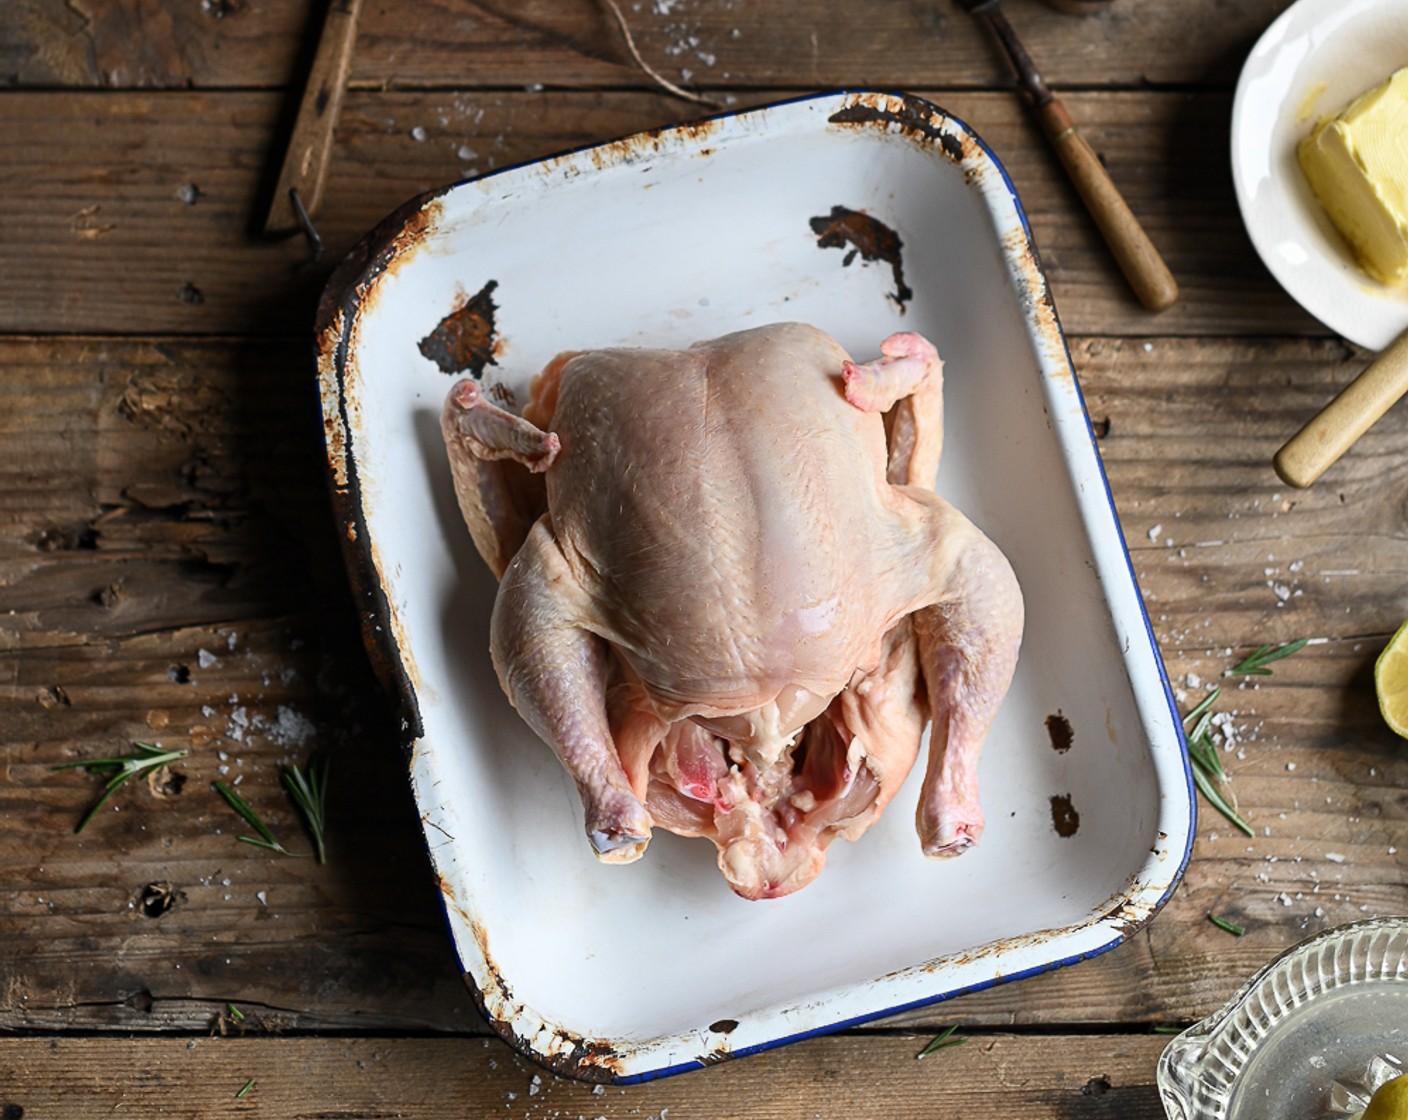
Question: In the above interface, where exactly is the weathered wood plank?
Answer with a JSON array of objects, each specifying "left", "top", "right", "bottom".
[
  {"left": 0, "top": 89, "right": 1315, "bottom": 337},
  {"left": 0, "top": 0, "right": 1294, "bottom": 91},
  {"left": 3, "top": 334, "right": 1406, "bottom": 1036},
  {"left": 0, "top": 337, "right": 478, "bottom": 1031},
  {"left": 0, "top": 1033, "right": 1172, "bottom": 1116}
]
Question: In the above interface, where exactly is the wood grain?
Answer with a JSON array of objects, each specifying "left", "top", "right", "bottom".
[
  {"left": 0, "top": 1034, "right": 1172, "bottom": 1117},
  {"left": 0, "top": 0, "right": 1294, "bottom": 91},
  {"left": 6, "top": 0, "right": 1402, "bottom": 1109},
  {"left": 0, "top": 89, "right": 1315, "bottom": 337}
]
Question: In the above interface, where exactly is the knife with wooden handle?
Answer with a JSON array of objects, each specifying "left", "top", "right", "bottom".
[{"left": 958, "top": 0, "right": 1179, "bottom": 312}]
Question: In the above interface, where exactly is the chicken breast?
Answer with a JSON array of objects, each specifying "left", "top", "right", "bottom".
[{"left": 441, "top": 322, "right": 1022, "bottom": 899}]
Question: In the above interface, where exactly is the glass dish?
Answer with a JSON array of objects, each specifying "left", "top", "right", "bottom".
[{"left": 1158, "top": 918, "right": 1408, "bottom": 1120}]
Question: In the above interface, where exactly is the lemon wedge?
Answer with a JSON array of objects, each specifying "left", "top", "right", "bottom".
[
  {"left": 1374, "top": 622, "right": 1408, "bottom": 739},
  {"left": 1363, "top": 1073, "right": 1408, "bottom": 1120}
]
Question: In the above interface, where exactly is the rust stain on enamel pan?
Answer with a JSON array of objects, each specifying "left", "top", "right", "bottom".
[
  {"left": 810, "top": 205, "right": 914, "bottom": 310},
  {"left": 419, "top": 279, "right": 502, "bottom": 378},
  {"left": 877, "top": 880, "right": 1163, "bottom": 988},
  {"left": 452, "top": 898, "right": 627, "bottom": 1083},
  {"left": 828, "top": 93, "right": 967, "bottom": 164},
  {"left": 579, "top": 115, "right": 724, "bottom": 172},
  {"left": 829, "top": 93, "right": 1070, "bottom": 382},
  {"left": 315, "top": 188, "right": 451, "bottom": 745}
]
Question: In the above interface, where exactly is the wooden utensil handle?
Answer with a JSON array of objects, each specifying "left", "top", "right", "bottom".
[
  {"left": 1036, "top": 99, "right": 1179, "bottom": 312},
  {"left": 263, "top": 0, "right": 364, "bottom": 235},
  {"left": 1274, "top": 329, "right": 1408, "bottom": 488}
]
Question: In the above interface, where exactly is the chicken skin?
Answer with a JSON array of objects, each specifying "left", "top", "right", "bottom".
[{"left": 441, "top": 323, "right": 1022, "bottom": 899}]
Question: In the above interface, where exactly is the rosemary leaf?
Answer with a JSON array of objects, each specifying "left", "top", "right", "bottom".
[
  {"left": 1190, "top": 761, "right": 1254, "bottom": 837},
  {"left": 1207, "top": 913, "right": 1246, "bottom": 937},
  {"left": 1188, "top": 728, "right": 1225, "bottom": 782},
  {"left": 282, "top": 758, "right": 328, "bottom": 864},
  {"left": 1181, "top": 688, "right": 1222, "bottom": 730},
  {"left": 236, "top": 835, "right": 289, "bottom": 855},
  {"left": 54, "top": 743, "right": 188, "bottom": 833},
  {"left": 1225, "top": 639, "right": 1309, "bottom": 677},
  {"left": 213, "top": 781, "right": 288, "bottom": 855},
  {"left": 916, "top": 1024, "right": 965, "bottom": 1059},
  {"left": 226, "top": 1003, "right": 245, "bottom": 1022},
  {"left": 236, "top": 1078, "right": 255, "bottom": 1099}
]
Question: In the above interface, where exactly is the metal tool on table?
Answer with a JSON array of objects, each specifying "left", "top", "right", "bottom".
[
  {"left": 263, "top": 0, "right": 365, "bottom": 254},
  {"left": 1274, "top": 329, "right": 1408, "bottom": 488},
  {"left": 957, "top": 0, "right": 1180, "bottom": 312}
]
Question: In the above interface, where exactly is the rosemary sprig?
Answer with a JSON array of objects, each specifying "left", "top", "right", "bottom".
[
  {"left": 54, "top": 742, "right": 188, "bottom": 833},
  {"left": 282, "top": 758, "right": 328, "bottom": 864},
  {"left": 1225, "top": 639, "right": 1308, "bottom": 677},
  {"left": 1181, "top": 687, "right": 1254, "bottom": 837},
  {"left": 213, "top": 781, "right": 289, "bottom": 855},
  {"left": 1207, "top": 913, "right": 1246, "bottom": 937},
  {"left": 916, "top": 1023, "right": 966, "bottom": 1059}
]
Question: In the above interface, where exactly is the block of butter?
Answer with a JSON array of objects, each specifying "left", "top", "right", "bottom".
[{"left": 1297, "top": 67, "right": 1408, "bottom": 286}]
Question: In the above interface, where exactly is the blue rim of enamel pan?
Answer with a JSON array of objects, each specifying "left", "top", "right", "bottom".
[{"left": 315, "top": 90, "right": 1195, "bottom": 1084}]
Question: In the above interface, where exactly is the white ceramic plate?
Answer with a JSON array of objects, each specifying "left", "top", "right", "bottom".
[
  {"left": 1231, "top": 0, "right": 1408, "bottom": 351},
  {"left": 316, "top": 91, "right": 1193, "bottom": 1082}
]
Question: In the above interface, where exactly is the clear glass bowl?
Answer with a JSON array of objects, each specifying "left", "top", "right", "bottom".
[{"left": 1158, "top": 918, "right": 1408, "bottom": 1120}]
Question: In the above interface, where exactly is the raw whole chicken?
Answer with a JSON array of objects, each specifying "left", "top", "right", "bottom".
[{"left": 441, "top": 322, "right": 1023, "bottom": 899}]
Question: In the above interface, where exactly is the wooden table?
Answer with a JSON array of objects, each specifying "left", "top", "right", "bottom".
[{"left": 3, "top": 1, "right": 1406, "bottom": 1114}]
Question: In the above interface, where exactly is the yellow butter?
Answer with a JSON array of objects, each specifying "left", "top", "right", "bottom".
[{"left": 1297, "top": 67, "right": 1408, "bottom": 285}]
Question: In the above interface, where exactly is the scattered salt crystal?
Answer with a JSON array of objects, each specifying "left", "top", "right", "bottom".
[
  {"left": 1277, "top": 892, "right": 1293, "bottom": 907},
  {"left": 1147, "top": 524, "right": 1163, "bottom": 541},
  {"left": 410, "top": 125, "right": 428, "bottom": 141},
  {"left": 1143, "top": 342, "right": 1153, "bottom": 352},
  {"left": 269, "top": 706, "right": 316, "bottom": 748},
  {"left": 529, "top": 1076, "right": 541, "bottom": 1097},
  {"left": 1286, "top": 762, "right": 1296, "bottom": 772},
  {"left": 592, "top": 1086, "right": 606, "bottom": 1096},
  {"left": 256, "top": 890, "right": 268, "bottom": 906},
  {"left": 1185, "top": 673, "right": 1201, "bottom": 689},
  {"left": 201, "top": 705, "right": 216, "bottom": 718},
  {"left": 218, "top": 751, "right": 229, "bottom": 761},
  {"left": 1325, "top": 852, "right": 1346, "bottom": 863},
  {"left": 198, "top": 649, "right": 217, "bottom": 668},
  {"left": 457, "top": 145, "right": 477, "bottom": 161}
]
